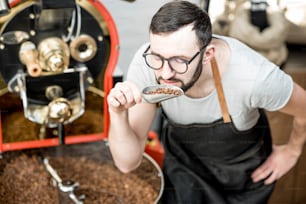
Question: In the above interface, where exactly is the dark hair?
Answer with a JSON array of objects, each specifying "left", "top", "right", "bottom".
[{"left": 149, "top": 1, "right": 212, "bottom": 47}]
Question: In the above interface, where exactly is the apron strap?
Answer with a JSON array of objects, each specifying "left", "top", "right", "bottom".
[{"left": 211, "top": 57, "right": 231, "bottom": 123}]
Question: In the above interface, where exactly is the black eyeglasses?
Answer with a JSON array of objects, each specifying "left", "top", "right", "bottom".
[{"left": 142, "top": 45, "right": 206, "bottom": 74}]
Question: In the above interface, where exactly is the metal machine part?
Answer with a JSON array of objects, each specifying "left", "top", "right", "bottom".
[
  {"left": 19, "top": 41, "right": 42, "bottom": 77},
  {"left": 37, "top": 37, "right": 70, "bottom": 72},
  {"left": 0, "top": 30, "right": 29, "bottom": 44},
  {"left": 45, "top": 85, "right": 63, "bottom": 100},
  {"left": 48, "top": 98, "right": 73, "bottom": 123},
  {"left": 42, "top": 157, "right": 85, "bottom": 204},
  {"left": 70, "top": 34, "right": 97, "bottom": 62},
  {"left": 9, "top": 67, "right": 88, "bottom": 127},
  {"left": 0, "top": 0, "right": 10, "bottom": 16},
  {"left": 0, "top": 0, "right": 111, "bottom": 130}
]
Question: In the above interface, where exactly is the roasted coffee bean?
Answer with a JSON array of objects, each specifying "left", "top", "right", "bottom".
[{"left": 146, "top": 88, "right": 182, "bottom": 95}]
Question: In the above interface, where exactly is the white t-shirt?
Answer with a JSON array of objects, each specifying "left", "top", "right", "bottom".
[{"left": 127, "top": 35, "right": 293, "bottom": 131}]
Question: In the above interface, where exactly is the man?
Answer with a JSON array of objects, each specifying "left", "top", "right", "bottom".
[{"left": 107, "top": 1, "right": 306, "bottom": 203}]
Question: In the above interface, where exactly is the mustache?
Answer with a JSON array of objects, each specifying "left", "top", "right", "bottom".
[
  {"left": 156, "top": 76, "right": 183, "bottom": 84},
  {"left": 155, "top": 77, "right": 187, "bottom": 92}
]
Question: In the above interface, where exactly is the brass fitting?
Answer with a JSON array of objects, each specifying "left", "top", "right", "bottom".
[
  {"left": 38, "top": 37, "right": 70, "bottom": 72},
  {"left": 70, "top": 34, "right": 97, "bottom": 62},
  {"left": 19, "top": 41, "right": 42, "bottom": 77}
]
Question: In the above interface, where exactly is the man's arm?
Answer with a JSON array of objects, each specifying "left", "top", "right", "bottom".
[
  {"left": 107, "top": 81, "right": 157, "bottom": 173},
  {"left": 252, "top": 82, "right": 306, "bottom": 184}
]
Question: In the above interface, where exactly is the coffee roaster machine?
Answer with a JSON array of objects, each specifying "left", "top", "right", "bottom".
[
  {"left": 0, "top": 0, "right": 119, "bottom": 149},
  {"left": 0, "top": 0, "right": 164, "bottom": 168}
]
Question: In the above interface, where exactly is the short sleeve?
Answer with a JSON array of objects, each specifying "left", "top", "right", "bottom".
[{"left": 250, "top": 60, "right": 293, "bottom": 111}]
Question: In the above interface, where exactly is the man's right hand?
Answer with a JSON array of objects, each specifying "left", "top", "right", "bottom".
[{"left": 107, "top": 81, "right": 142, "bottom": 113}]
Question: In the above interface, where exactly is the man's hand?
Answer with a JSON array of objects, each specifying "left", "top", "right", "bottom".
[
  {"left": 107, "top": 81, "right": 142, "bottom": 113},
  {"left": 251, "top": 144, "right": 301, "bottom": 185}
]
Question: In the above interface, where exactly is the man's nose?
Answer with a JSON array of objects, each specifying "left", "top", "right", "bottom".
[{"left": 160, "top": 60, "right": 175, "bottom": 79}]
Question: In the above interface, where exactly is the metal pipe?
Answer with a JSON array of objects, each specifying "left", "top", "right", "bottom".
[
  {"left": 58, "top": 123, "right": 65, "bottom": 145},
  {"left": 19, "top": 41, "right": 42, "bottom": 77},
  {"left": 0, "top": 0, "right": 10, "bottom": 16}
]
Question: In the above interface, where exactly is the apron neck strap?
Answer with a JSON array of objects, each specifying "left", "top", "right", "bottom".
[{"left": 211, "top": 57, "right": 231, "bottom": 123}]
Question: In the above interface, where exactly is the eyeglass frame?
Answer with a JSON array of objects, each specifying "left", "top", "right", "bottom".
[{"left": 142, "top": 45, "right": 206, "bottom": 74}]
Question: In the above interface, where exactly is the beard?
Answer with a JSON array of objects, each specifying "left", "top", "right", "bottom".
[
  {"left": 156, "top": 54, "right": 203, "bottom": 92},
  {"left": 181, "top": 55, "right": 203, "bottom": 92}
]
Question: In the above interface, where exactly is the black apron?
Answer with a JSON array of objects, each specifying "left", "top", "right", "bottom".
[{"left": 159, "top": 58, "right": 275, "bottom": 204}]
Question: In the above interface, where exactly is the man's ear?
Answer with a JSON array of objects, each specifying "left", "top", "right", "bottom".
[{"left": 202, "top": 45, "right": 215, "bottom": 64}]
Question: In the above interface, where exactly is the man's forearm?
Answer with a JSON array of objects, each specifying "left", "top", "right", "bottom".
[
  {"left": 287, "top": 118, "right": 306, "bottom": 155},
  {"left": 108, "top": 111, "right": 144, "bottom": 173}
]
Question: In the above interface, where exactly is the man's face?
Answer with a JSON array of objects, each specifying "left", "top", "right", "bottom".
[{"left": 149, "top": 24, "right": 203, "bottom": 89}]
